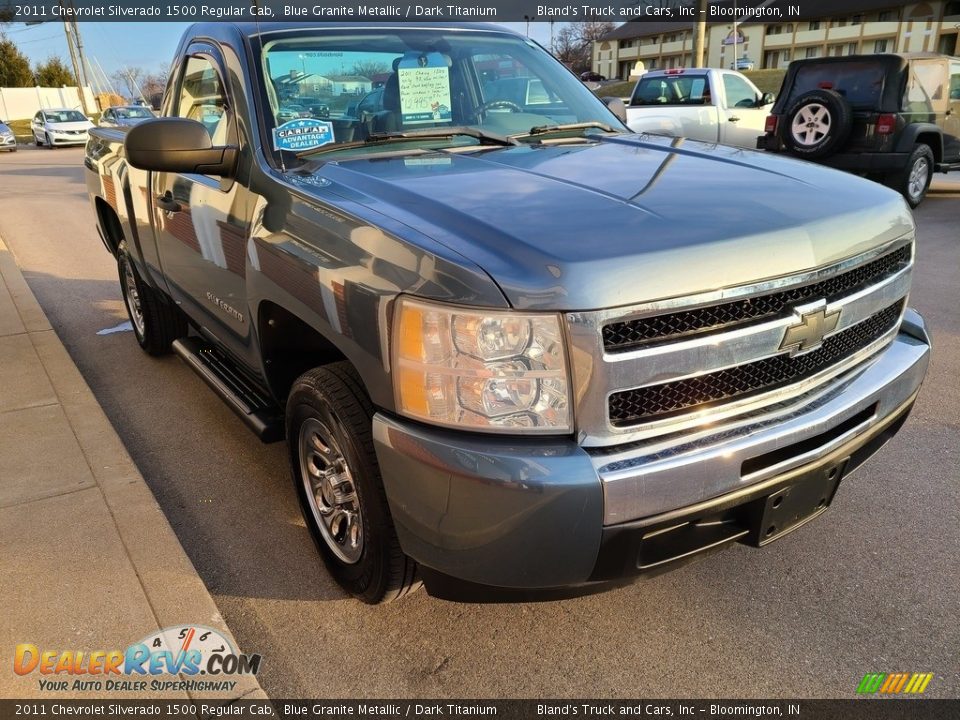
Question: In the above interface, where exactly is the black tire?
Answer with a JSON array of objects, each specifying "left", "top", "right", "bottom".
[
  {"left": 45, "top": 133, "right": 54, "bottom": 149},
  {"left": 888, "top": 143, "right": 934, "bottom": 208},
  {"left": 287, "top": 362, "right": 419, "bottom": 604},
  {"left": 35, "top": 134, "right": 42, "bottom": 147},
  {"left": 117, "top": 242, "right": 187, "bottom": 355},
  {"left": 780, "top": 89, "right": 852, "bottom": 159}
]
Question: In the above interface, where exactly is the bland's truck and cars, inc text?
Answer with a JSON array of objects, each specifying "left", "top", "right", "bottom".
[{"left": 85, "top": 21, "right": 930, "bottom": 603}]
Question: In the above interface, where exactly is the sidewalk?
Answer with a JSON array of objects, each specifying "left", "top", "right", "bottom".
[{"left": 0, "top": 234, "right": 266, "bottom": 702}]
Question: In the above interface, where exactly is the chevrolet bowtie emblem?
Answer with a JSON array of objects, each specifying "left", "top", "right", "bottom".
[{"left": 780, "top": 301, "right": 841, "bottom": 355}]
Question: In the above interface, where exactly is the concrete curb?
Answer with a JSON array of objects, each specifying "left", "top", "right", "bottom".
[{"left": 0, "top": 234, "right": 267, "bottom": 702}]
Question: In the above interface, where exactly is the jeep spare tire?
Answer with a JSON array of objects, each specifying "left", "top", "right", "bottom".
[{"left": 780, "top": 89, "right": 852, "bottom": 159}]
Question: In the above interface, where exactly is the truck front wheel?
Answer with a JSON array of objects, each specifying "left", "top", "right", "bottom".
[
  {"left": 287, "top": 362, "right": 419, "bottom": 604},
  {"left": 117, "top": 243, "right": 187, "bottom": 355}
]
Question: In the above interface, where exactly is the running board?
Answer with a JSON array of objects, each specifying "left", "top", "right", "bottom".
[
  {"left": 172, "top": 337, "right": 284, "bottom": 443},
  {"left": 936, "top": 162, "right": 960, "bottom": 172}
]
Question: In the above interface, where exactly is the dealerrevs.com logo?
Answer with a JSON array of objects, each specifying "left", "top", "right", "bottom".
[{"left": 13, "top": 625, "right": 262, "bottom": 693}]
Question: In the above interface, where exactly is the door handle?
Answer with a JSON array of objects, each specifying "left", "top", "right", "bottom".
[
  {"left": 156, "top": 192, "right": 181, "bottom": 213},
  {"left": 728, "top": 116, "right": 741, "bottom": 122}
]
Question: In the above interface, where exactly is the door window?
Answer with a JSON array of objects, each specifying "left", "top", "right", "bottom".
[
  {"left": 949, "top": 63, "right": 960, "bottom": 101},
  {"left": 723, "top": 73, "right": 758, "bottom": 107},
  {"left": 176, "top": 55, "right": 234, "bottom": 146}
]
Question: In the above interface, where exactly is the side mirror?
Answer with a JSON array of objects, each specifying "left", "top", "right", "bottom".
[
  {"left": 601, "top": 96, "right": 627, "bottom": 124},
  {"left": 759, "top": 92, "right": 776, "bottom": 107},
  {"left": 124, "top": 118, "right": 238, "bottom": 177}
]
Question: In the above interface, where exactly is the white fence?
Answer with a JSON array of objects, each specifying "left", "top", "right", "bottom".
[{"left": 0, "top": 86, "right": 97, "bottom": 121}]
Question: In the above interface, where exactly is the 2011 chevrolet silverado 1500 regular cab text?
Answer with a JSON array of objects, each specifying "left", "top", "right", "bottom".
[{"left": 86, "top": 22, "right": 931, "bottom": 604}]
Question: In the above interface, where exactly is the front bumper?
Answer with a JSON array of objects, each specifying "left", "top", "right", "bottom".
[
  {"left": 373, "top": 310, "right": 930, "bottom": 596},
  {"left": 49, "top": 133, "right": 88, "bottom": 145},
  {"left": 0, "top": 135, "right": 15, "bottom": 150}
]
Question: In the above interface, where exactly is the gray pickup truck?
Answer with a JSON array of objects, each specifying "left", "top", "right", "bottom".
[{"left": 86, "top": 22, "right": 930, "bottom": 603}]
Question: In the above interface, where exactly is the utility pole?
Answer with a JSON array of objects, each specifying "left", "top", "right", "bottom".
[
  {"left": 59, "top": 1, "right": 94, "bottom": 114},
  {"left": 692, "top": 0, "right": 707, "bottom": 67}
]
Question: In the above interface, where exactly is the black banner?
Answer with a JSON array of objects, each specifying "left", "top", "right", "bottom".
[
  {"left": 1, "top": 700, "right": 959, "bottom": 720},
  {"left": 0, "top": 1, "right": 922, "bottom": 24}
]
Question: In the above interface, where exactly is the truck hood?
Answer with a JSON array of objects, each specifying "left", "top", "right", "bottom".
[{"left": 304, "top": 134, "right": 913, "bottom": 311}]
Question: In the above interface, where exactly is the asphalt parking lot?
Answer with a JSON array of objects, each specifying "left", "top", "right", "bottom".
[{"left": 0, "top": 144, "right": 957, "bottom": 699}]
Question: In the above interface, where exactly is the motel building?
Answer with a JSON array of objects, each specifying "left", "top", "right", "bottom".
[{"left": 593, "top": 1, "right": 960, "bottom": 79}]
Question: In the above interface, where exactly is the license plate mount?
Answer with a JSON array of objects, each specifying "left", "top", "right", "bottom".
[{"left": 748, "top": 458, "right": 848, "bottom": 547}]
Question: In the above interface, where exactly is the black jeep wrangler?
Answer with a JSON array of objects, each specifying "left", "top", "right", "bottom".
[{"left": 758, "top": 53, "right": 960, "bottom": 206}]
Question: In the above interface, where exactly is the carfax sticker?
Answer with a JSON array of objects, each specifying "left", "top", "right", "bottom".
[{"left": 273, "top": 118, "right": 335, "bottom": 152}]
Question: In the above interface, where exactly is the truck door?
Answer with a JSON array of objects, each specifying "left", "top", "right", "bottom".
[
  {"left": 719, "top": 72, "right": 771, "bottom": 148},
  {"left": 151, "top": 44, "right": 254, "bottom": 356}
]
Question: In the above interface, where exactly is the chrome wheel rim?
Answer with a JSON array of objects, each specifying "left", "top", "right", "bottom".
[
  {"left": 122, "top": 260, "right": 146, "bottom": 337},
  {"left": 908, "top": 157, "right": 929, "bottom": 201},
  {"left": 299, "top": 416, "right": 363, "bottom": 564},
  {"left": 791, "top": 103, "right": 831, "bottom": 146}
]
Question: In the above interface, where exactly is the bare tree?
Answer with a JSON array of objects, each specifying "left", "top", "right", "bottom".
[
  {"left": 111, "top": 66, "right": 144, "bottom": 100},
  {"left": 553, "top": 21, "right": 616, "bottom": 74},
  {"left": 349, "top": 60, "right": 389, "bottom": 79}
]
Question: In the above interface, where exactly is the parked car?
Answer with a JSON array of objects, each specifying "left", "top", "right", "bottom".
[
  {"left": 758, "top": 53, "right": 960, "bottom": 206},
  {"left": 297, "top": 97, "right": 332, "bottom": 119},
  {"left": 0, "top": 121, "right": 15, "bottom": 152},
  {"left": 87, "top": 22, "right": 929, "bottom": 604},
  {"left": 627, "top": 68, "right": 775, "bottom": 148},
  {"left": 277, "top": 104, "right": 311, "bottom": 123},
  {"left": 580, "top": 70, "right": 606, "bottom": 82},
  {"left": 732, "top": 56, "right": 756, "bottom": 71},
  {"left": 99, "top": 106, "right": 157, "bottom": 128},
  {"left": 31, "top": 108, "right": 94, "bottom": 148}
]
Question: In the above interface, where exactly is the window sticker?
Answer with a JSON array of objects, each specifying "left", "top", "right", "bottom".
[
  {"left": 273, "top": 118, "right": 335, "bottom": 152},
  {"left": 397, "top": 52, "right": 452, "bottom": 125}
]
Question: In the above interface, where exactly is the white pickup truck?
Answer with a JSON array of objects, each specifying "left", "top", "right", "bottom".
[{"left": 626, "top": 68, "right": 775, "bottom": 148}]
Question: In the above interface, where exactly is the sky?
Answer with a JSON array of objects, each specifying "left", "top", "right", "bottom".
[{"left": 4, "top": 21, "right": 559, "bottom": 93}]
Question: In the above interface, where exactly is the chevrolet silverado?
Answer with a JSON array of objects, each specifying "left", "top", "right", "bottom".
[{"left": 85, "top": 22, "right": 930, "bottom": 603}]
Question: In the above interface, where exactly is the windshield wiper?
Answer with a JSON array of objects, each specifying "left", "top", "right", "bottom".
[
  {"left": 524, "top": 121, "right": 620, "bottom": 137},
  {"left": 298, "top": 126, "right": 520, "bottom": 158}
]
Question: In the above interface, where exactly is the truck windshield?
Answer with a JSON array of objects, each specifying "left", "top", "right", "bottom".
[{"left": 258, "top": 28, "right": 624, "bottom": 157}]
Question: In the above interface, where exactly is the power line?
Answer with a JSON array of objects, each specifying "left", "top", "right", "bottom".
[{"left": 12, "top": 33, "right": 59, "bottom": 44}]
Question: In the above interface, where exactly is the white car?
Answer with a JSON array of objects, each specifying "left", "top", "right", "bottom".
[
  {"left": 0, "top": 121, "right": 16, "bottom": 152},
  {"left": 31, "top": 109, "right": 94, "bottom": 148}
]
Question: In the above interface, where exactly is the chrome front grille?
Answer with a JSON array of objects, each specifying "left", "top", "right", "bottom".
[
  {"left": 608, "top": 300, "right": 904, "bottom": 427},
  {"left": 564, "top": 239, "right": 914, "bottom": 447},
  {"left": 602, "top": 245, "right": 910, "bottom": 352}
]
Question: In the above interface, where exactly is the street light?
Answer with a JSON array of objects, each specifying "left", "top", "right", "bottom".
[{"left": 298, "top": 53, "right": 306, "bottom": 77}]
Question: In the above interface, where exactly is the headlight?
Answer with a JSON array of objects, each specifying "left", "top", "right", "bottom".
[{"left": 392, "top": 297, "right": 572, "bottom": 433}]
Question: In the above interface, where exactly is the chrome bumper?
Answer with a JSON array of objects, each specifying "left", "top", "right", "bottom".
[
  {"left": 373, "top": 310, "right": 929, "bottom": 590},
  {"left": 594, "top": 309, "right": 930, "bottom": 524}
]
